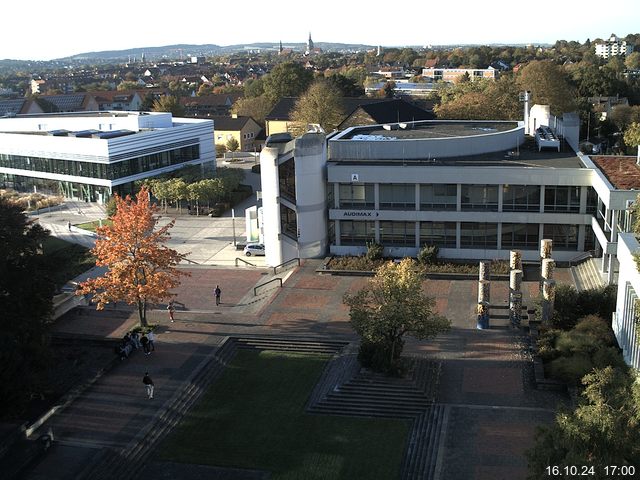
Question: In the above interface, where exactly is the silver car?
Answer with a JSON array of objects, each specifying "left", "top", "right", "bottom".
[{"left": 243, "top": 243, "right": 265, "bottom": 256}]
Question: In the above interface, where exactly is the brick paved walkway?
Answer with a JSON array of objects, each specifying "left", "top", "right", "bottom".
[{"left": 27, "top": 261, "right": 571, "bottom": 480}]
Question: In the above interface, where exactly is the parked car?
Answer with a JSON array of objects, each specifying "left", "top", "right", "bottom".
[{"left": 243, "top": 243, "right": 265, "bottom": 256}]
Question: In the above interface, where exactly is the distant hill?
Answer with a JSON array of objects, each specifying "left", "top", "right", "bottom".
[
  {"left": 62, "top": 42, "right": 377, "bottom": 61},
  {"left": 65, "top": 44, "right": 223, "bottom": 61}
]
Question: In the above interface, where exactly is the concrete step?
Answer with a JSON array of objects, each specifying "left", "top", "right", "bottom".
[
  {"left": 401, "top": 404, "right": 447, "bottom": 480},
  {"left": 308, "top": 404, "right": 423, "bottom": 419}
]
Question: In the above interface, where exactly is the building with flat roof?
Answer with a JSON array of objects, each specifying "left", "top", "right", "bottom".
[
  {"left": 259, "top": 111, "right": 640, "bottom": 369},
  {"left": 595, "top": 35, "right": 634, "bottom": 59},
  {"left": 0, "top": 111, "right": 215, "bottom": 202},
  {"left": 422, "top": 67, "right": 498, "bottom": 83},
  {"left": 259, "top": 111, "right": 637, "bottom": 279}
]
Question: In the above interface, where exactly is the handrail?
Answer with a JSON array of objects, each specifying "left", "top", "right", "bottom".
[
  {"left": 254, "top": 277, "right": 282, "bottom": 296},
  {"left": 182, "top": 257, "right": 200, "bottom": 265},
  {"left": 568, "top": 250, "right": 594, "bottom": 267},
  {"left": 236, "top": 257, "right": 257, "bottom": 267},
  {"left": 273, "top": 257, "right": 300, "bottom": 275}
]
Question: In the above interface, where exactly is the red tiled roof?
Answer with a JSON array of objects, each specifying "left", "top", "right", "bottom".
[{"left": 592, "top": 156, "right": 640, "bottom": 190}]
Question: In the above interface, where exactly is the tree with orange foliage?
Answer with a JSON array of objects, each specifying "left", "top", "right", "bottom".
[{"left": 77, "top": 186, "right": 188, "bottom": 327}]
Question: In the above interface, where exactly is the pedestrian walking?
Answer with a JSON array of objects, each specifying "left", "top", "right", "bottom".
[
  {"left": 67, "top": 221, "right": 72, "bottom": 231},
  {"left": 147, "top": 330, "right": 156, "bottom": 351},
  {"left": 214, "top": 285, "right": 221, "bottom": 306},
  {"left": 141, "top": 333, "right": 150, "bottom": 354},
  {"left": 167, "top": 300, "right": 175, "bottom": 322},
  {"left": 142, "top": 372, "right": 154, "bottom": 399}
]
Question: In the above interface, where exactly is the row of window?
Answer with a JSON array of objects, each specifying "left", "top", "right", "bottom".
[
  {"left": 0, "top": 144, "right": 200, "bottom": 181},
  {"left": 337, "top": 184, "right": 596, "bottom": 213},
  {"left": 337, "top": 220, "right": 589, "bottom": 251}
]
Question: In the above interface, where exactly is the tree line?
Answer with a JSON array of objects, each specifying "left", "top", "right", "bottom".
[{"left": 143, "top": 167, "right": 244, "bottom": 214}]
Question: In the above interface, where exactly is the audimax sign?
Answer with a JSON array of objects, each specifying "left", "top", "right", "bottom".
[{"left": 342, "top": 211, "right": 379, "bottom": 217}]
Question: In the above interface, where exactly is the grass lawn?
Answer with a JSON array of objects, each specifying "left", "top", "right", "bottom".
[
  {"left": 74, "top": 219, "right": 112, "bottom": 232},
  {"left": 157, "top": 350, "right": 410, "bottom": 480},
  {"left": 41, "top": 236, "right": 95, "bottom": 288}
]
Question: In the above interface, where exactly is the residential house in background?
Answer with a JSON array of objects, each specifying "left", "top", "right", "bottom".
[
  {"left": 93, "top": 91, "right": 143, "bottom": 111},
  {"left": 0, "top": 98, "right": 44, "bottom": 116},
  {"left": 265, "top": 97, "right": 434, "bottom": 136},
  {"left": 34, "top": 93, "right": 99, "bottom": 113},
  {"left": 212, "top": 114, "right": 262, "bottom": 152},
  {"left": 422, "top": 66, "right": 498, "bottom": 83},
  {"left": 181, "top": 93, "right": 243, "bottom": 117}
]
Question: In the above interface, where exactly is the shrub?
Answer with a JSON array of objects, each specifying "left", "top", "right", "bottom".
[
  {"left": 215, "top": 144, "right": 227, "bottom": 157},
  {"left": 365, "top": 241, "right": 384, "bottom": 261},
  {"left": 548, "top": 355, "right": 594, "bottom": 385},
  {"left": 417, "top": 245, "right": 439, "bottom": 265},
  {"left": 549, "top": 284, "right": 617, "bottom": 330},
  {"left": 105, "top": 197, "right": 117, "bottom": 217},
  {"left": 538, "top": 314, "right": 625, "bottom": 386},
  {"left": 573, "top": 314, "right": 616, "bottom": 345}
]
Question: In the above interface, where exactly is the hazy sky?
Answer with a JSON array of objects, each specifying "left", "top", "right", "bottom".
[{"left": 2, "top": 0, "right": 639, "bottom": 60}]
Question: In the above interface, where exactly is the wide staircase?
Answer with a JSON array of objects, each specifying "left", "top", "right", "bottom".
[
  {"left": 571, "top": 257, "right": 606, "bottom": 291},
  {"left": 80, "top": 336, "right": 446, "bottom": 480},
  {"left": 306, "top": 352, "right": 445, "bottom": 480}
]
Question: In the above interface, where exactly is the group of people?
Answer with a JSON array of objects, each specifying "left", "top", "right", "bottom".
[{"left": 116, "top": 330, "right": 156, "bottom": 359}]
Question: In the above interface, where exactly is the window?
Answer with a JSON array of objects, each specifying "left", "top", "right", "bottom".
[
  {"left": 339, "top": 183, "right": 374, "bottom": 209},
  {"left": 278, "top": 159, "right": 296, "bottom": 203},
  {"left": 420, "top": 222, "right": 456, "bottom": 247},
  {"left": 544, "top": 186, "right": 580, "bottom": 213},
  {"left": 461, "top": 185, "right": 498, "bottom": 211},
  {"left": 280, "top": 205, "right": 297, "bottom": 240},
  {"left": 420, "top": 184, "right": 457, "bottom": 210},
  {"left": 379, "top": 221, "right": 415, "bottom": 246},
  {"left": 501, "top": 223, "right": 539, "bottom": 249},
  {"left": 0, "top": 143, "right": 200, "bottom": 181},
  {"left": 543, "top": 224, "right": 578, "bottom": 250},
  {"left": 379, "top": 184, "right": 415, "bottom": 209},
  {"left": 460, "top": 222, "right": 498, "bottom": 249},
  {"left": 586, "top": 187, "right": 598, "bottom": 214},
  {"left": 502, "top": 185, "right": 540, "bottom": 212},
  {"left": 339, "top": 220, "right": 375, "bottom": 246}
]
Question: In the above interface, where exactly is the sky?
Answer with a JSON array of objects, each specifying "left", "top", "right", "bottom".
[{"left": 2, "top": 0, "right": 639, "bottom": 61}]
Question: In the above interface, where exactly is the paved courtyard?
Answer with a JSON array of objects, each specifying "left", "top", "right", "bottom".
[{"left": 22, "top": 257, "right": 570, "bottom": 480}]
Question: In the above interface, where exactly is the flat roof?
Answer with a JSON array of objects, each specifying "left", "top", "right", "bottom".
[
  {"left": 329, "top": 137, "right": 583, "bottom": 169},
  {"left": 339, "top": 120, "right": 519, "bottom": 141},
  {"left": 591, "top": 156, "right": 640, "bottom": 190}
]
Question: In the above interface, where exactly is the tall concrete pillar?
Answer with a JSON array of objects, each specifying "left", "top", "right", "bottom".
[
  {"left": 477, "top": 301, "right": 490, "bottom": 330},
  {"left": 541, "top": 279, "right": 557, "bottom": 324},
  {"left": 509, "top": 269, "right": 523, "bottom": 327},
  {"left": 478, "top": 279, "right": 491, "bottom": 304},
  {"left": 509, "top": 250, "right": 522, "bottom": 271},
  {"left": 479, "top": 261, "right": 491, "bottom": 281},
  {"left": 542, "top": 258, "right": 555, "bottom": 281}
]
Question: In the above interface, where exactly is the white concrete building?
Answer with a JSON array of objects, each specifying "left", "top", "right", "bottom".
[
  {"left": 0, "top": 111, "right": 215, "bottom": 202},
  {"left": 259, "top": 111, "right": 635, "bottom": 275},
  {"left": 258, "top": 112, "right": 640, "bottom": 369},
  {"left": 595, "top": 35, "right": 634, "bottom": 59},
  {"left": 613, "top": 233, "right": 640, "bottom": 370}
]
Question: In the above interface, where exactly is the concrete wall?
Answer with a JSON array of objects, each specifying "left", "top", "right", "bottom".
[
  {"left": 614, "top": 233, "right": 640, "bottom": 370},
  {"left": 294, "top": 133, "right": 328, "bottom": 259},
  {"left": 329, "top": 123, "right": 524, "bottom": 160}
]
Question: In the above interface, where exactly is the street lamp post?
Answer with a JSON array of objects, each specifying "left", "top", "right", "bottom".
[{"left": 232, "top": 208, "right": 236, "bottom": 246}]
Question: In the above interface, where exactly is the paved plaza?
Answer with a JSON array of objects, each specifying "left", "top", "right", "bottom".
[
  {"left": 23, "top": 255, "right": 569, "bottom": 480},
  {"left": 20, "top": 161, "right": 570, "bottom": 479}
]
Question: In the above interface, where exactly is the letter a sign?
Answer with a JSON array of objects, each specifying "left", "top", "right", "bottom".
[{"left": 351, "top": 173, "right": 359, "bottom": 182}]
